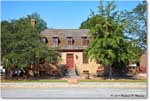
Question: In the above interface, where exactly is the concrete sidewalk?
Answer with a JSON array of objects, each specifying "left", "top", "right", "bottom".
[{"left": 0, "top": 82, "right": 147, "bottom": 88}]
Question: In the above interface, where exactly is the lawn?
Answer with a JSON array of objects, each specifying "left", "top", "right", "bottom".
[
  {"left": 1, "top": 79, "right": 146, "bottom": 83},
  {"left": 78, "top": 79, "right": 146, "bottom": 82},
  {"left": 1, "top": 79, "right": 68, "bottom": 83}
]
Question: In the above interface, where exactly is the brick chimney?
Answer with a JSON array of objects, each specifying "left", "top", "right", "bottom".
[{"left": 31, "top": 19, "right": 36, "bottom": 27}]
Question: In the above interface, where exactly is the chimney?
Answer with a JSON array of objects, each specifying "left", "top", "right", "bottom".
[{"left": 31, "top": 19, "right": 36, "bottom": 27}]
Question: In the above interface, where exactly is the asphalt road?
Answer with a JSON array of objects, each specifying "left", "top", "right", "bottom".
[{"left": 1, "top": 87, "right": 147, "bottom": 99}]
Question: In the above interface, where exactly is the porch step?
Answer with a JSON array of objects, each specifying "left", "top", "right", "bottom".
[{"left": 68, "top": 69, "right": 77, "bottom": 77}]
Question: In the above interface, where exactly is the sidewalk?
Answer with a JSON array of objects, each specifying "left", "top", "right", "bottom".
[{"left": 0, "top": 82, "right": 146, "bottom": 89}]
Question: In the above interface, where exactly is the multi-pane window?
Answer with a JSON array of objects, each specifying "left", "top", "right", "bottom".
[
  {"left": 67, "top": 37, "right": 73, "bottom": 45},
  {"left": 82, "top": 37, "right": 89, "bottom": 46},
  {"left": 53, "top": 37, "right": 59, "bottom": 47},
  {"left": 83, "top": 53, "right": 88, "bottom": 64}
]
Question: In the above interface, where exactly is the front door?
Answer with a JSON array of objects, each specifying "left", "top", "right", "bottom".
[{"left": 66, "top": 54, "right": 74, "bottom": 68}]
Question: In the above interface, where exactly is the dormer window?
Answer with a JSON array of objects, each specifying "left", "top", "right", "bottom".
[
  {"left": 67, "top": 37, "right": 73, "bottom": 45},
  {"left": 41, "top": 37, "right": 48, "bottom": 44},
  {"left": 82, "top": 37, "right": 89, "bottom": 46},
  {"left": 53, "top": 37, "right": 59, "bottom": 47}
]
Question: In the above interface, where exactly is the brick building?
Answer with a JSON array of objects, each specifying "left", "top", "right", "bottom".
[{"left": 40, "top": 29, "right": 102, "bottom": 76}]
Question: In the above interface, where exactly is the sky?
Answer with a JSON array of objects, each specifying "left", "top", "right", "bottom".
[{"left": 1, "top": 0, "right": 143, "bottom": 29}]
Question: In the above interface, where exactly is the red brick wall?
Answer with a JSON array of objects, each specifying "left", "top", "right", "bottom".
[{"left": 139, "top": 52, "right": 146, "bottom": 73}]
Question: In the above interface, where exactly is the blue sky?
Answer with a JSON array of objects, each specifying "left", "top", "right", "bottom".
[{"left": 1, "top": 1, "right": 142, "bottom": 29}]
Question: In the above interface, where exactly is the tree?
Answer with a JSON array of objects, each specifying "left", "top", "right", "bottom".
[
  {"left": 1, "top": 13, "right": 59, "bottom": 79},
  {"left": 80, "top": 11, "right": 100, "bottom": 29},
  {"left": 84, "top": 1, "right": 138, "bottom": 78},
  {"left": 124, "top": 1, "right": 146, "bottom": 50}
]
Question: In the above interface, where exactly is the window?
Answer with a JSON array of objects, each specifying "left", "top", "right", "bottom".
[
  {"left": 82, "top": 37, "right": 89, "bottom": 46},
  {"left": 83, "top": 53, "right": 88, "bottom": 64},
  {"left": 53, "top": 37, "right": 59, "bottom": 47},
  {"left": 67, "top": 37, "right": 73, "bottom": 45},
  {"left": 41, "top": 37, "right": 48, "bottom": 44}
]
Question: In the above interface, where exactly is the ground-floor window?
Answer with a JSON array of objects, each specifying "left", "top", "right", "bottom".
[{"left": 83, "top": 53, "right": 88, "bottom": 64}]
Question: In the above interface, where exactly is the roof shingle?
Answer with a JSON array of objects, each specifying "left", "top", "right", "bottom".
[{"left": 40, "top": 29, "right": 89, "bottom": 50}]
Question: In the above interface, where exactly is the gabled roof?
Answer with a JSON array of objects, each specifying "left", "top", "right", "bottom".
[
  {"left": 41, "top": 29, "right": 89, "bottom": 38},
  {"left": 40, "top": 29, "right": 90, "bottom": 50}
]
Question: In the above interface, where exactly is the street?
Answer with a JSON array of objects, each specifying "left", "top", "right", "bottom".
[{"left": 1, "top": 87, "right": 147, "bottom": 99}]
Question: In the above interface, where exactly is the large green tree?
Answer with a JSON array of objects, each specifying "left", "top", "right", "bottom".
[
  {"left": 1, "top": 13, "right": 59, "bottom": 71},
  {"left": 84, "top": 1, "right": 138, "bottom": 78}
]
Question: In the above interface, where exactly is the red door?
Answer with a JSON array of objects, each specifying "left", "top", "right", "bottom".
[{"left": 66, "top": 54, "right": 74, "bottom": 68}]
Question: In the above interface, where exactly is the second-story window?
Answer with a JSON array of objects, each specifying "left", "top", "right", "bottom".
[
  {"left": 82, "top": 37, "right": 89, "bottom": 46},
  {"left": 53, "top": 37, "right": 59, "bottom": 47},
  {"left": 67, "top": 37, "right": 73, "bottom": 45}
]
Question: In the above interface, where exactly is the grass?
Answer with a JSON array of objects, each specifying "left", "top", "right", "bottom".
[
  {"left": 1, "top": 79, "right": 68, "bottom": 83},
  {"left": 1, "top": 79, "right": 146, "bottom": 83},
  {"left": 79, "top": 79, "right": 146, "bottom": 82}
]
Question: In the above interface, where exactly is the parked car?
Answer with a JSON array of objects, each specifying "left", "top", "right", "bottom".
[{"left": 0, "top": 66, "right": 5, "bottom": 76}]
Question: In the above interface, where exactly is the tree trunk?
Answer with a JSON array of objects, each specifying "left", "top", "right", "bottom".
[
  {"left": 10, "top": 68, "right": 14, "bottom": 80},
  {"left": 5, "top": 69, "right": 8, "bottom": 80},
  {"left": 109, "top": 65, "right": 112, "bottom": 79},
  {"left": 5, "top": 68, "right": 13, "bottom": 80}
]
